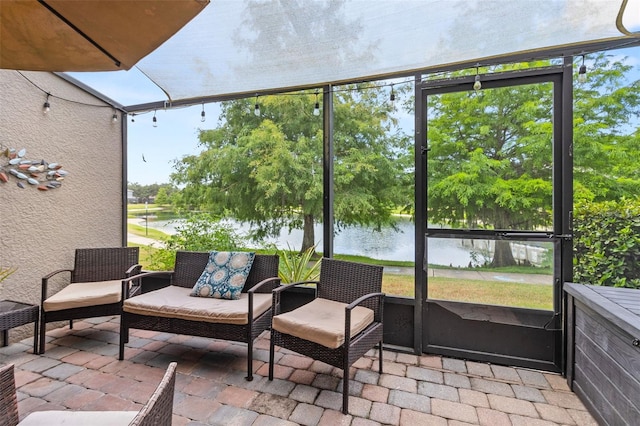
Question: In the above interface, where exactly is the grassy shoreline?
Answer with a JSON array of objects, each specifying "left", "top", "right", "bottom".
[{"left": 127, "top": 222, "right": 553, "bottom": 310}]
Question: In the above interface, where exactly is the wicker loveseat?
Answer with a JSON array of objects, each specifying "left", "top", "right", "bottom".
[{"left": 119, "top": 251, "right": 280, "bottom": 380}]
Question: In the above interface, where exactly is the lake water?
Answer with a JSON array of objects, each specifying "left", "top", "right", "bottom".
[{"left": 138, "top": 217, "right": 481, "bottom": 267}]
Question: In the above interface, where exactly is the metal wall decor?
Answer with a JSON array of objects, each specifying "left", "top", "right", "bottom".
[{"left": 0, "top": 145, "right": 68, "bottom": 190}]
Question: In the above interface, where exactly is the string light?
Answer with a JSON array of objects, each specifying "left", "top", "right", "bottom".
[
  {"left": 473, "top": 65, "right": 482, "bottom": 91},
  {"left": 254, "top": 95, "right": 261, "bottom": 117},
  {"left": 130, "top": 113, "right": 135, "bottom": 123},
  {"left": 112, "top": 110, "right": 118, "bottom": 123},
  {"left": 390, "top": 84, "right": 396, "bottom": 105},
  {"left": 42, "top": 93, "right": 51, "bottom": 114},
  {"left": 313, "top": 90, "right": 320, "bottom": 116},
  {"left": 152, "top": 110, "right": 158, "bottom": 127},
  {"left": 201, "top": 103, "right": 206, "bottom": 122},
  {"left": 578, "top": 55, "right": 587, "bottom": 83}
]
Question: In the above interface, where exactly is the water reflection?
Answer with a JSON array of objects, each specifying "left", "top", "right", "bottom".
[{"left": 141, "top": 216, "right": 480, "bottom": 267}]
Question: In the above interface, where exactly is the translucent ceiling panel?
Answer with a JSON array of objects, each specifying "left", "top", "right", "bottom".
[{"left": 137, "top": 0, "right": 631, "bottom": 103}]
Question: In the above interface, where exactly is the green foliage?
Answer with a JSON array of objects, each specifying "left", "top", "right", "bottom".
[
  {"left": 427, "top": 79, "right": 555, "bottom": 231},
  {"left": 147, "top": 213, "right": 247, "bottom": 270},
  {"left": 0, "top": 266, "right": 16, "bottom": 283},
  {"left": 573, "top": 53, "right": 640, "bottom": 203},
  {"left": 154, "top": 187, "right": 170, "bottom": 205},
  {"left": 573, "top": 198, "right": 640, "bottom": 288},
  {"left": 426, "top": 54, "right": 640, "bottom": 267},
  {"left": 128, "top": 182, "right": 176, "bottom": 202},
  {"left": 170, "top": 86, "right": 412, "bottom": 252},
  {"left": 278, "top": 244, "right": 321, "bottom": 284}
]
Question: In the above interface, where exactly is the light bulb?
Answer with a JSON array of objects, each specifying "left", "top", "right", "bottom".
[
  {"left": 390, "top": 86, "right": 396, "bottom": 106},
  {"left": 473, "top": 75, "right": 482, "bottom": 91},
  {"left": 42, "top": 94, "right": 51, "bottom": 114},
  {"left": 152, "top": 115, "right": 158, "bottom": 127},
  {"left": 201, "top": 110, "right": 206, "bottom": 122},
  {"left": 254, "top": 103, "right": 261, "bottom": 116},
  {"left": 578, "top": 64, "right": 587, "bottom": 83},
  {"left": 112, "top": 113, "right": 118, "bottom": 123},
  {"left": 313, "top": 102, "right": 320, "bottom": 116}
]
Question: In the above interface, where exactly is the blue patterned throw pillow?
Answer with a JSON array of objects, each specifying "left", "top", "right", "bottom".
[{"left": 191, "top": 251, "right": 255, "bottom": 300}]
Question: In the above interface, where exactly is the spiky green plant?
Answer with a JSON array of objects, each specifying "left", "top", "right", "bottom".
[{"left": 278, "top": 244, "right": 321, "bottom": 284}]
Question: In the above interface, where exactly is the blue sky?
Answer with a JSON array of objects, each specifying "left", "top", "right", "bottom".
[
  {"left": 70, "top": 68, "right": 221, "bottom": 185},
  {"left": 69, "top": 46, "right": 640, "bottom": 186}
]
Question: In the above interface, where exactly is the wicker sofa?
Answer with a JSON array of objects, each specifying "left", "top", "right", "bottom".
[{"left": 119, "top": 251, "right": 280, "bottom": 380}]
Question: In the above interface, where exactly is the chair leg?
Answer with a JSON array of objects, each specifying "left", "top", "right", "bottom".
[
  {"left": 32, "top": 315, "right": 39, "bottom": 354},
  {"left": 118, "top": 317, "right": 127, "bottom": 360},
  {"left": 246, "top": 338, "right": 253, "bottom": 381},
  {"left": 378, "top": 341, "right": 383, "bottom": 374},
  {"left": 342, "top": 366, "right": 349, "bottom": 414},
  {"left": 39, "top": 315, "right": 46, "bottom": 355},
  {"left": 69, "top": 319, "right": 73, "bottom": 329},
  {"left": 268, "top": 332, "right": 275, "bottom": 381}
]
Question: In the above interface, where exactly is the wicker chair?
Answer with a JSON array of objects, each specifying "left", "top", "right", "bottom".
[
  {"left": 269, "top": 258, "right": 385, "bottom": 414},
  {"left": 0, "top": 362, "right": 176, "bottom": 425},
  {"left": 119, "top": 251, "right": 280, "bottom": 380},
  {"left": 39, "top": 247, "right": 141, "bottom": 354}
]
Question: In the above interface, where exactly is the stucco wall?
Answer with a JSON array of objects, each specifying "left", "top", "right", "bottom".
[{"left": 0, "top": 70, "right": 125, "bottom": 344}]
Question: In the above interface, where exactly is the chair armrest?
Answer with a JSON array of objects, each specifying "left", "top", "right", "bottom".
[
  {"left": 246, "top": 277, "right": 281, "bottom": 320},
  {"left": 271, "top": 281, "right": 319, "bottom": 315},
  {"left": 42, "top": 268, "right": 73, "bottom": 281},
  {"left": 344, "top": 292, "right": 385, "bottom": 343},
  {"left": 346, "top": 292, "right": 385, "bottom": 311},
  {"left": 247, "top": 277, "right": 282, "bottom": 294},
  {"left": 41, "top": 269, "right": 73, "bottom": 304},
  {"left": 126, "top": 263, "right": 143, "bottom": 277},
  {"left": 121, "top": 270, "right": 174, "bottom": 299}
]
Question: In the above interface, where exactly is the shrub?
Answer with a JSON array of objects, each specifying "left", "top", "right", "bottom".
[
  {"left": 147, "top": 213, "right": 247, "bottom": 270},
  {"left": 573, "top": 198, "right": 640, "bottom": 288}
]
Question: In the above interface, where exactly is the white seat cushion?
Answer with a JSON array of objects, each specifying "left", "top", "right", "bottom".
[
  {"left": 43, "top": 280, "right": 123, "bottom": 312},
  {"left": 272, "top": 297, "right": 374, "bottom": 349},
  {"left": 19, "top": 410, "right": 138, "bottom": 425},
  {"left": 123, "top": 285, "right": 272, "bottom": 325}
]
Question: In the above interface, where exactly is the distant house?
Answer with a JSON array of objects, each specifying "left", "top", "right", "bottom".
[{"left": 127, "top": 189, "right": 138, "bottom": 203}]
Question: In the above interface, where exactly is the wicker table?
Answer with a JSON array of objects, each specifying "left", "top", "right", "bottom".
[{"left": 0, "top": 300, "right": 39, "bottom": 354}]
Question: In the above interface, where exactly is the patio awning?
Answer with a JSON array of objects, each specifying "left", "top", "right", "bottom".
[
  {"left": 0, "top": 0, "right": 209, "bottom": 72},
  {"left": 126, "top": 0, "right": 640, "bottom": 109}
]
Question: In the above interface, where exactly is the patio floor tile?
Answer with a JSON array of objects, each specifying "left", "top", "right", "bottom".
[{"left": 0, "top": 316, "right": 598, "bottom": 425}]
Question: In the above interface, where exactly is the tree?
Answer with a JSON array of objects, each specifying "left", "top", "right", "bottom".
[
  {"left": 127, "top": 182, "right": 176, "bottom": 203},
  {"left": 426, "top": 55, "right": 640, "bottom": 267},
  {"left": 572, "top": 53, "right": 640, "bottom": 203},
  {"left": 171, "top": 86, "right": 412, "bottom": 252},
  {"left": 154, "top": 187, "right": 170, "bottom": 205}
]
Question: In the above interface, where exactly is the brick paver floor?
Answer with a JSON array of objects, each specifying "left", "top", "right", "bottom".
[{"left": 0, "top": 316, "right": 598, "bottom": 425}]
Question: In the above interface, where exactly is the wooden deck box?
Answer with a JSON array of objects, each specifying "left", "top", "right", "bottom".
[{"left": 564, "top": 283, "right": 640, "bottom": 425}]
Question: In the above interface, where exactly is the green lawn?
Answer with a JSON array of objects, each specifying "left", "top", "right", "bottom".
[
  {"left": 382, "top": 274, "right": 553, "bottom": 310},
  {"left": 127, "top": 222, "right": 553, "bottom": 310}
]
